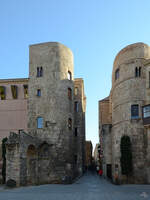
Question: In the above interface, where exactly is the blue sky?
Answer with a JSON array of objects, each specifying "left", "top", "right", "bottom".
[{"left": 1, "top": 0, "right": 150, "bottom": 149}]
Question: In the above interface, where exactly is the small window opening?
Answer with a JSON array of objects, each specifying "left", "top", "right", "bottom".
[
  {"left": 37, "top": 117, "right": 43, "bottom": 128},
  {"left": 37, "top": 89, "right": 41, "bottom": 97},
  {"left": 131, "top": 104, "right": 139, "bottom": 119},
  {"left": 0, "top": 86, "right": 6, "bottom": 100},
  {"left": 115, "top": 69, "right": 119, "bottom": 80},
  {"left": 68, "top": 88, "right": 72, "bottom": 100},
  {"left": 143, "top": 105, "right": 150, "bottom": 118},
  {"left": 74, "top": 155, "right": 77, "bottom": 164},
  {"left": 68, "top": 118, "right": 72, "bottom": 130},
  {"left": 74, "top": 101, "right": 79, "bottom": 112},
  {"left": 23, "top": 85, "right": 28, "bottom": 98},
  {"left": 37, "top": 66, "right": 43, "bottom": 77},
  {"left": 75, "top": 128, "right": 78, "bottom": 137},
  {"left": 75, "top": 87, "right": 78, "bottom": 95},
  {"left": 139, "top": 67, "right": 141, "bottom": 77},
  {"left": 135, "top": 67, "right": 141, "bottom": 77},
  {"left": 135, "top": 67, "right": 138, "bottom": 77},
  {"left": 11, "top": 85, "right": 18, "bottom": 99},
  {"left": 68, "top": 71, "right": 72, "bottom": 80}
]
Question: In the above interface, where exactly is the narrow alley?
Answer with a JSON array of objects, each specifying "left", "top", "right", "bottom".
[{"left": 0, "top": 172, "right": 150, "bottom": 200}]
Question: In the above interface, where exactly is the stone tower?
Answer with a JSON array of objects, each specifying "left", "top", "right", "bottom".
[
  {"left": 99, "top": 42, "right": 150, "bottom": 184},
  {"left": 111, "top": 43, "right": 150, "bottom": 183},
  {"left": 5, "top": 42, "right": 86, "bottom": 186},
  {"left": 28, "top": 42, "right": 75, "bottom": 182}
]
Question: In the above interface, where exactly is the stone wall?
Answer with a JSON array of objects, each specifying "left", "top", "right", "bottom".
[
  {"left": 85, "top": 141, "right": 93, "bottom": 168},
  {"left": 99, "top": 97, "right": 111, "bottom": 125},
  {"left": 0, "top": 144, "right": 2, "bottom": 184},
  {"left": 74, "top": 79, "right": 86, "bottom": 176}
]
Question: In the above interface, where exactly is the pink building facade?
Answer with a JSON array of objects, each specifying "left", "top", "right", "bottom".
[{"left": 0, "top": 78, "right": 28, "bottom": 141}]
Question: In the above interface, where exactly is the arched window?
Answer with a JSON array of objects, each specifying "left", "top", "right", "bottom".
[
  {"left": 37, "top": 117, "right": 43, "bottom": 128},
  {"left": 68, "top": 71, "right": 72, "bottom": 80},
  {"left": 68, "top": 118, "right": 72, "bottom": 130},
  {"left": 115, "top": 69, "right": 119, "bottom": 80},
  {"left": 68, "top": 88, "right": 72, "bottom": 100}
]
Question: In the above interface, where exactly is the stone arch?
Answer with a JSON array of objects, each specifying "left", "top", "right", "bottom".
[
  {"left": 26, "top": 144, "right": 37, "bottom": 185},
  {"left": 38, "top": 142, "right": 51, "bottom": 184}
]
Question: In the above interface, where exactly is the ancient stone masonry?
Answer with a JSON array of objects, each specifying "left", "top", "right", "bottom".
[
  {"left": 4, "top": 42, "right": 86, "bottom": 186},
  {"left": 99, "top": 43, "right": 150, "bottom": 184}
]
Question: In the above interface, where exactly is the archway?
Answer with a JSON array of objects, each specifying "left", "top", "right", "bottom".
[
  {"left": 26, "top": 145, "right": 37, "bottom": 185},
  {"left": 38, "top": 142, "right": 50, "bottom": 184}
]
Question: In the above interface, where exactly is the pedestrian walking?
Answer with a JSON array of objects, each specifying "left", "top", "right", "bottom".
[{"left": 98, "top": 169, "right": 103, "bottom": 176}]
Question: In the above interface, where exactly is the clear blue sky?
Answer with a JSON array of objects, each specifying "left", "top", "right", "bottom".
[{"left": 1, "top": 0, "right": 150, "bottom": 149}]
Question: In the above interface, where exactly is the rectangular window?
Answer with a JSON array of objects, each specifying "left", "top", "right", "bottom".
[
  {"left": 37, "top": 89, "right": 41, "bottom": 97},
  {"left": 75, "top": 127, "right": 78, "bottom": 137},
  {"left": 131, "top": 105, "right": 139, "bottom": 119},
  {"left": 23, "top": 85, "right": 28, "bottom": 98},
  {"left": 74, "top": 101, "right": 79, "bottom": 112},
  {"left": 74, "top": 87, "right": 78, "bottom": 95},
  {"left": 68, "top": 88, "right": 72, "bottom": 100},
  {"left": 11, "top": 85, "right": 18, "bottom": 99},
  {"left": 37, "top": 67, "right": 43, "bottom": 77},
  {"left": 37, "top": 117, "right": 43, "bottom": 128},
  {"left": 74, "top": 155, "right": 77, "bottom": 164},
  {"left": 143, "top": 105, "right": 150, "bottom": 118},
  {"left": 115, "top": 69, "right": 119, "bottom": 80},
  {"left": 0, "top": 86, "right": 6, "bottom": 100},
  {"left": 68, "top": 118, "right": 72, "bottom": 130}
]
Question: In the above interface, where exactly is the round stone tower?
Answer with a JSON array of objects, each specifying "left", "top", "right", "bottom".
[
  {"left": 28, "top": 42, "right": 74, "bottom": 175},
  {"left": 111, "top": 43, "right": 150, "bottom": 183}
]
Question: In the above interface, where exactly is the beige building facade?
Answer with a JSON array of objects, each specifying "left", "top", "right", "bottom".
[
  {"left": 99, "top": 42, "right": 150, "bottom": 183},
  {"left": 0, "top": 42, "right": 86, "bottom": 186}
]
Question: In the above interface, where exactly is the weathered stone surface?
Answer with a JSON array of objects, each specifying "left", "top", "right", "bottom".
[
  {"left": 5, "top": 42, "right": 86, "bottom": 186},
  {"left": 99, "top": 42, "right": 150, "bottom": 184}
]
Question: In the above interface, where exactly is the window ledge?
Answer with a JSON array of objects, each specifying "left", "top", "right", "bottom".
[{"left": 130, "top": 117, "right": 141, "bottom": 122}]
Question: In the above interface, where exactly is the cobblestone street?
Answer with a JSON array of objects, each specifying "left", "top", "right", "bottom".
[{"left": 0, "top": 172, "right": 150, "bottom": 200}]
